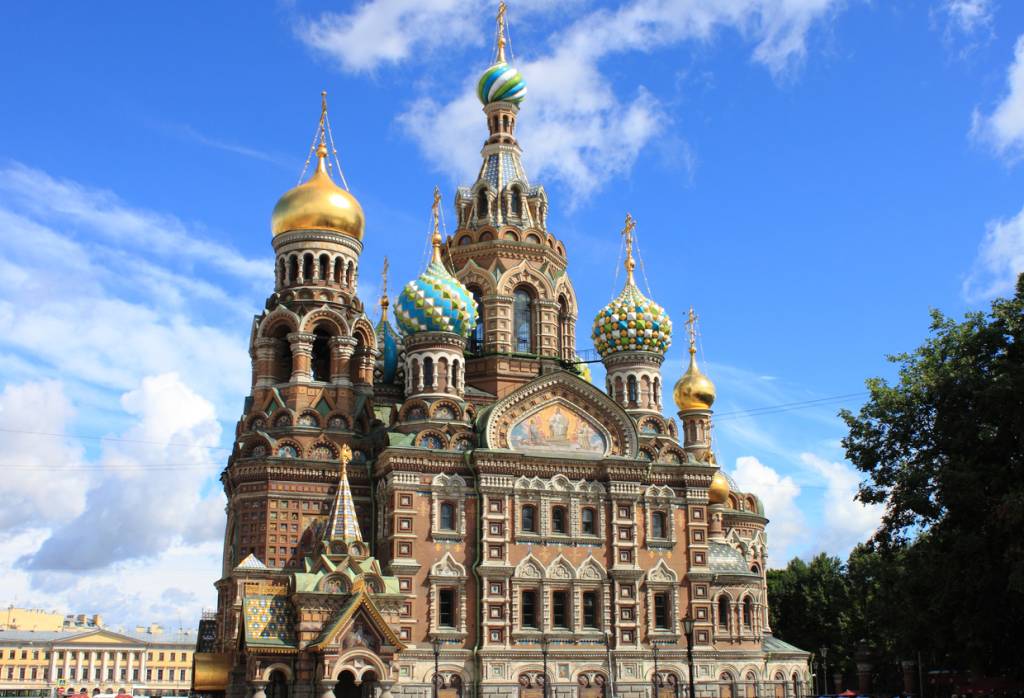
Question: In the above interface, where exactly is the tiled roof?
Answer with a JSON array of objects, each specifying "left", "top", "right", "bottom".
[
  {"left": 235, "top": 553, "right": 268, "bottom": 571},
  {"left": 708, "top": 541, "right": 759, "bottom": 576},
  {"left": 243, "top": 595, "right": 296, "bottom": 649},
  {"left": 763, "top": 634, "right": 810, "bottom": 655}
]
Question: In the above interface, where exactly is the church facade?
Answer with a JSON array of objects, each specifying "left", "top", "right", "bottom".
[{"left": 194, "top": 8, "right": 809, "bottom": 698}]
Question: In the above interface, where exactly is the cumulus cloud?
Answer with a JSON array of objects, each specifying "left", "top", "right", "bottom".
[
  {"left": 972, "top": 34, "right": 1024, "bottom": 161},
  {"left": 933, "top": 0, "right": 994, "bottom": 56},
  {"left": 729, "top": 456, "right": 805, "bottom": 565},
  {"left": 800, "top": 452, "right": 883, "bottom": 552},
  {"left": 0, "top": 381, "right": 88, "bottom": 532},
  {"left": 300, "top": 0, "right": 845, "bottom": 200},
  {"left": 962, "top": 204, "right": 1024, "bottom": 300},
  {"left": 19, "top": 373, "right": 225, "bottom": 571}
]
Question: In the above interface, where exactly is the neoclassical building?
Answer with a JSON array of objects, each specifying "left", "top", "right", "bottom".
[{"left": 194, "top": 7, "right": 809, "bottom": 698}]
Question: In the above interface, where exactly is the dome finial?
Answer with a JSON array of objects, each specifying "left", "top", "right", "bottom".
[
  {"left": 316, "top": 90, "right": 329, "bottom": 161},
  {"left": 379, "top": 256, "right": 390, "bottom": 318},
  {"left": 673, "top": 306, "right": 717, "bottom": 411},
  {"left": 430, "top": 185, "right": 443, "bottom": 263},
  {"left": 622, "top": 212, "right": 637, "bottom": 285},
  {"left": 685, "top": 306, "right": 698, "bottom": 357},
  {"left": 495, "top": 2, "right": 508, "bottom": 63}
]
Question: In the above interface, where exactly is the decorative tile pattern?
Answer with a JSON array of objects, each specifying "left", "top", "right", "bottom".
[
  {"left": 477, "top": 62, "right": 527, "bottom": 104},
  {"left": 243, "top": 595, "right": 296, "bottom": 647},
  {"left": 395, "top": 260, "right": 478, "bottom": 338},
  {"left": 592, "top": 282, "right": 672, "bottom": 357}
]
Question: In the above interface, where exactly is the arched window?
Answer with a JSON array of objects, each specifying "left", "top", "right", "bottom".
[
  {"left": 581, "top": 507, "right": 596, "bottom": 535},
  {"left": 423, "top": 357, "right": 435, "bottom": 390},
  {"left": 510, "top": 187, "right": 522, "bottom": 217},
  {"left": 627, "top": 375, "right": 639, "bottom": 405},
  {"left": 718, "top": 596, "right": 731, "bottom": 629},
  {"left": 452, "top": 359, "right": 461, "bottom": 391},
  {"left": 792, "top": 673, "right": 801, "bottom": 698},
  {"left": 345, "top": 261, "right": 354, "bottom": 287},
  {"left": 469, "top": 287, "right": 485, "bottom": 353},
  {"left": 288, "top": 255, "right": 299, "bottom": 284},
  {"left": 477, "top": 189, "right": 489, "bottom": 219},
  {"left": 551, "top": 506, "right": 567, "bottom": 534},
  {"left": 514, "top": 288, "right": 533, "bottom": 352},
  {"left": 521, "top": 504, "right": 537, "bottom": 533},
  {"left": 557, "top": 295, "right": 569, "bottom": 358},
  {"left": 318, "top": 254, "right": 329, "bottom": 281},
  {"left": 651, "top": 511, "right": 667, "bottom": 539},
  {"left": 302, "top": 253, "right": 313, "bottom": 282},
  {"left": 439, "top": 502, "right": 456, "bottom": 531},
  {"left": 333, "top": 257, "right": 343, "bottom": 283},
  {"left": 276, "top": 258, "right": 286, "bottom": 289},
  {"left": 351, "top": 331, "right": 367, "bottom": 385},
  {"left": 310, "top": 327, "right": 332, "bottom": 382},
  {"left": 271, "top": 326, "right": 293, "bottom": 383},
  {"left": 743, "top": 596, "right": 753, "bottom": 627}
]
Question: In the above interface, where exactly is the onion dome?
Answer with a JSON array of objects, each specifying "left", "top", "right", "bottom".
[
  {"left": 592, "top": 214, "right": 672, "bottom": 357},
  {"left": 476, "top": 3, "right": 527, "bottom": 105},
  {"left": 271, "top": 93, "right": 364, "bottom": 240},
  {"left": 394, "top": 188, "right": 478, "bottom": 338},
  {"left": 708, "top": 470, "right": 730, "bottom": 504},
  {"left": 375, "top": 276, "right": 401, "bottom": 384},
  {"left": 673, "top": 347, "right": 717, "bottom": 411}
]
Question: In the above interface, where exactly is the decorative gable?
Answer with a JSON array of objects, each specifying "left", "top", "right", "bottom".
[
  {"left": 308, "top": 591, "right": 405, "bottom": 652},
  {"left": 483, "top": 371, "right": 638, "bottom": 457}
]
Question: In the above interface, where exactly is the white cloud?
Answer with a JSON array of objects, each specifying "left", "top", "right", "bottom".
[
  {"left": 729, "top": 456, "right": 805, "bottom": 566},
  {"left": 933, "top": 0, "right": 994, "bottom": 55},
  {"left": 972, "top": 34, "right": 1024, "bottom": 161},
  {"left": 962, "top": 204, "right": 1024, "bottom": 300},
  {"left": 301, "top": 0, "right": 844, "bottom": 200},
  {"left": 17, "top": 373, "right": 225, "bottom": 572},
  {"left": 0, "top": 381, "right": 88, "bottom": 532},
  {"left": 800, "top": 452, "right": 883, "bottom": 552}
]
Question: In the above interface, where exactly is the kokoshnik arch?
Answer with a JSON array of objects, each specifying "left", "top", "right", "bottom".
[{"left": 192, "top": 5, "right": 811, "bottom": 698}]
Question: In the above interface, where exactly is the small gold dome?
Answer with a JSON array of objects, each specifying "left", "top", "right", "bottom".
[
  {"left": 708, "top": 470, "right": 730, "bottom": 504},
  {"left": 673, "top": 348, "right": 716, "bottom": 412},
  {"left": 271, "top": 144, "right": 364, "bottom": 240}
]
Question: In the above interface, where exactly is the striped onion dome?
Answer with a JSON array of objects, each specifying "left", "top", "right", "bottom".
[
  {"left": 592, "top": 282, "right": 673, "bottom": 358},
  {"left": 395, "top": 259, "right": 478, "bottom": 338},
  {"left": 477, "top": 61, "right": 527, "bottom": 105}
]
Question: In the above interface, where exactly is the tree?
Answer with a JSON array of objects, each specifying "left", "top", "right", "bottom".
[{"left": 840, "top": 273, "right": 1024, "bottom": 675}]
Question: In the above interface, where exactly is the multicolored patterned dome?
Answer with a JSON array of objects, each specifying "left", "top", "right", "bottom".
[
  {"left": 477, "top": 62, "right": 527, "bottom": 105},
  {"left": 375, "top": 314, "right": 400, "bottom": 384},
  {"left": 592, "top": 283, "right": 672, "bottom": 357},
  {"left": 395, "top": 259, "right": 478, "bottom": 338}
]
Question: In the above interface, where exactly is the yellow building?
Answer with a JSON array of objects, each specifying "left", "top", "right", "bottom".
[
  {"left": 0, "top": 611, "right": 64, "bottom": 634},
  {"left": 0, "top": 628, "right": 194, "bottom": 698}
]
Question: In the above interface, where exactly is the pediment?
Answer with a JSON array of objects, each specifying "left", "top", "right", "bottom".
[
  {"left": 483, "top": 371, "right": 638, "bottom": 458},
  {"left": 61, "top": 630, "right": 141, "bottom": 646},
  {"left": 308, "top": 591, "right": 405, "bottom": 652}
]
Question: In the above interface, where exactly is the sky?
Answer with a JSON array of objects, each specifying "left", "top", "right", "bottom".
[{"left": 1, "top": 0, "right": 1022, "bottom": 631}]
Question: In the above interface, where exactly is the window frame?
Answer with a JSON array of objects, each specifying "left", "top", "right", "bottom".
[{"left": 521, "top": 589, "right": 539, "bottom": 628}]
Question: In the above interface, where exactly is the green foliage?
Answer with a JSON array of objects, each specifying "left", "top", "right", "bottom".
[
  {"left": 768, "top": 554, "right": 851, "bottom": 669},
  {"left": 836, "top": 274, "right": 1024, "bottom": 676}
]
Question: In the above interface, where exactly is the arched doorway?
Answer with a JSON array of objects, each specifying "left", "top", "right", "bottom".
[
  {"left": 267, "top": 669, "right": 289, "bottom": 698},
  {"left": 334, "top": 669, "right": 378, "bottom": 698}
]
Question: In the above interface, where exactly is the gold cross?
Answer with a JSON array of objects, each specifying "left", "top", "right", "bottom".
[
  {"left": 339, "top": 444, "right": 352, "bottom": 479},
  {"left": 685, "top": 307, "right": 698, "bottom": 352},
  {"left": 496, "top": 2, "right": 507, "bottom": 63},
  {"left": 381, "top": 256, "right": 389, "bottom": 297},
  {"left": 622, "top": 212, "right": 636, "bottom": 282}
]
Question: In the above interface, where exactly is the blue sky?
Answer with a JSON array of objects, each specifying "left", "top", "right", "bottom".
[{"left": 1, "top": 0, "right": 1023, "bottom": 628}]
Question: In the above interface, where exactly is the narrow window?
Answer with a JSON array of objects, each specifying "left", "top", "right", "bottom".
[
  {"left": 552, "top": 591, "right": 568, "bottom": 628},
  {"left": 651, "top": 511, "right": 667, "bottom": 539},
  {"left": 627, "top": 375, "right": 639, "bottom": 405},
  {"left": 423, "top": 357, "right": 435, "bottom": 389},
  {"left": 581, "top": 507, "right": 596, "bottom": 535},
  {"left": 511, "top": 187, "right": 522, "bottom": 216},
  {"left": 513, "top": 288, "right": 532, "bottom": 352},
  {"left": 440, "top": 502, "right": 456, "bottom": 531},
  {"left": 470, "top": 287, "right": 484, "bottom": 353},
  {"left": 439, "top": 588, "right": 455, "bottom": 627},
  {"left": 654, "top": 592, "right": 670, "bottom": 629},
  {"left": 743, "top": 597, "right": 753, "bottom": 627},
  {"left": 521, "top": 505, "right": 536, "bottom": 533},
  {"left": 551, "top": 506, "right": 567, "bottom": 534},
  {"left": 477, "top": 189, "right": 489, "bottom": 218},
  {"left": 582, "top": 591, "right": 598, "bottom": 628},
  {"left": 521, "top": 590, "right": 538, "bottom": 628},
  {"left": 718, "top": 596, "right": 730, "bottom": 629}
]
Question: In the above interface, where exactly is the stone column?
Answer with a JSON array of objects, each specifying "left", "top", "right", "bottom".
[
  {"left": 318, "top": 679, "right": 336, "bottom": 698},
  {"left": 288, "top": 332, "right": 316, "bottom": 384},
  {"left": 329, "top": 336, "right": 356, "bottom": 386},
  {"left": 377, "top": 680, "right": 394, "bottom": 698},
  {"left": 250, "top": 679, "right": 268, "bottom": 698},
  {"left": 254, "top": 338, "right": 279, "bottom": 387}
]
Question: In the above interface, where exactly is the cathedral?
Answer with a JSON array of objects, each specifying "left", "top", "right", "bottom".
[{"left": 192, "top": 6, "right": 810, "bottom": 698}]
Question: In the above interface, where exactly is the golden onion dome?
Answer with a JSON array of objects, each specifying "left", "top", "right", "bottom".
[
  {"left": 673, "top": 347, "right": 716, "bottom": 412},
  {"left": 271, "top": 142, "right": 364, "bottom": 240},
  {"left": 708, "top": 470, "right": 730, "bottom": 504}
]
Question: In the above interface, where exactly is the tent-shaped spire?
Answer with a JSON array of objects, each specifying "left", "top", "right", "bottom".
[{"left": 326, "top": 444, "right": 362, "bottom": 542}]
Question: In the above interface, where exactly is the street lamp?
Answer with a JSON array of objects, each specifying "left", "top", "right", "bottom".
[
  {"left": 819, "top": 647, "right": 829, "bottom": 696},
  {"left": 683, "top": 615, "right": 697, "bottom": 698},
  {"left": 432, "top": 637, "right": 443, "bottom": 698},
  {"left": 541, "top": 634, "right": 550, "bottom": 698}
]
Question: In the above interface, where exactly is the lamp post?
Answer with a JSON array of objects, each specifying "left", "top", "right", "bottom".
[
  {"left": 819, "top": 647, "right": 828, "bottom": 696},
  {"left": 683, "top": 615, "right": 697, "bottom": 698},
  {"left": 432, "top": 637, "right": 443, "bottom": 698},
  {"left": 541, "top": 634, "right": 550, "bottom": 698}
]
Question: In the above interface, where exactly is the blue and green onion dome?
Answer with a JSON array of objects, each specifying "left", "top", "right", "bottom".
[
  {"left": 477, "top": 62, "right": 527, "bottom": 105},
  {"left": 592, "top": 283, "right": 673, "bottom": 357},
  {"left": 395, "top": 259, "right": 478, "bottom": 338}
]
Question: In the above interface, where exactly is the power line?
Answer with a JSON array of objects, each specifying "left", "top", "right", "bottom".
[
  {"left": 713, "top": 392, "right": 868, "bottom": 421},
  {"left": 0, "top": 428, "right": 232, "bottom": 451}
]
